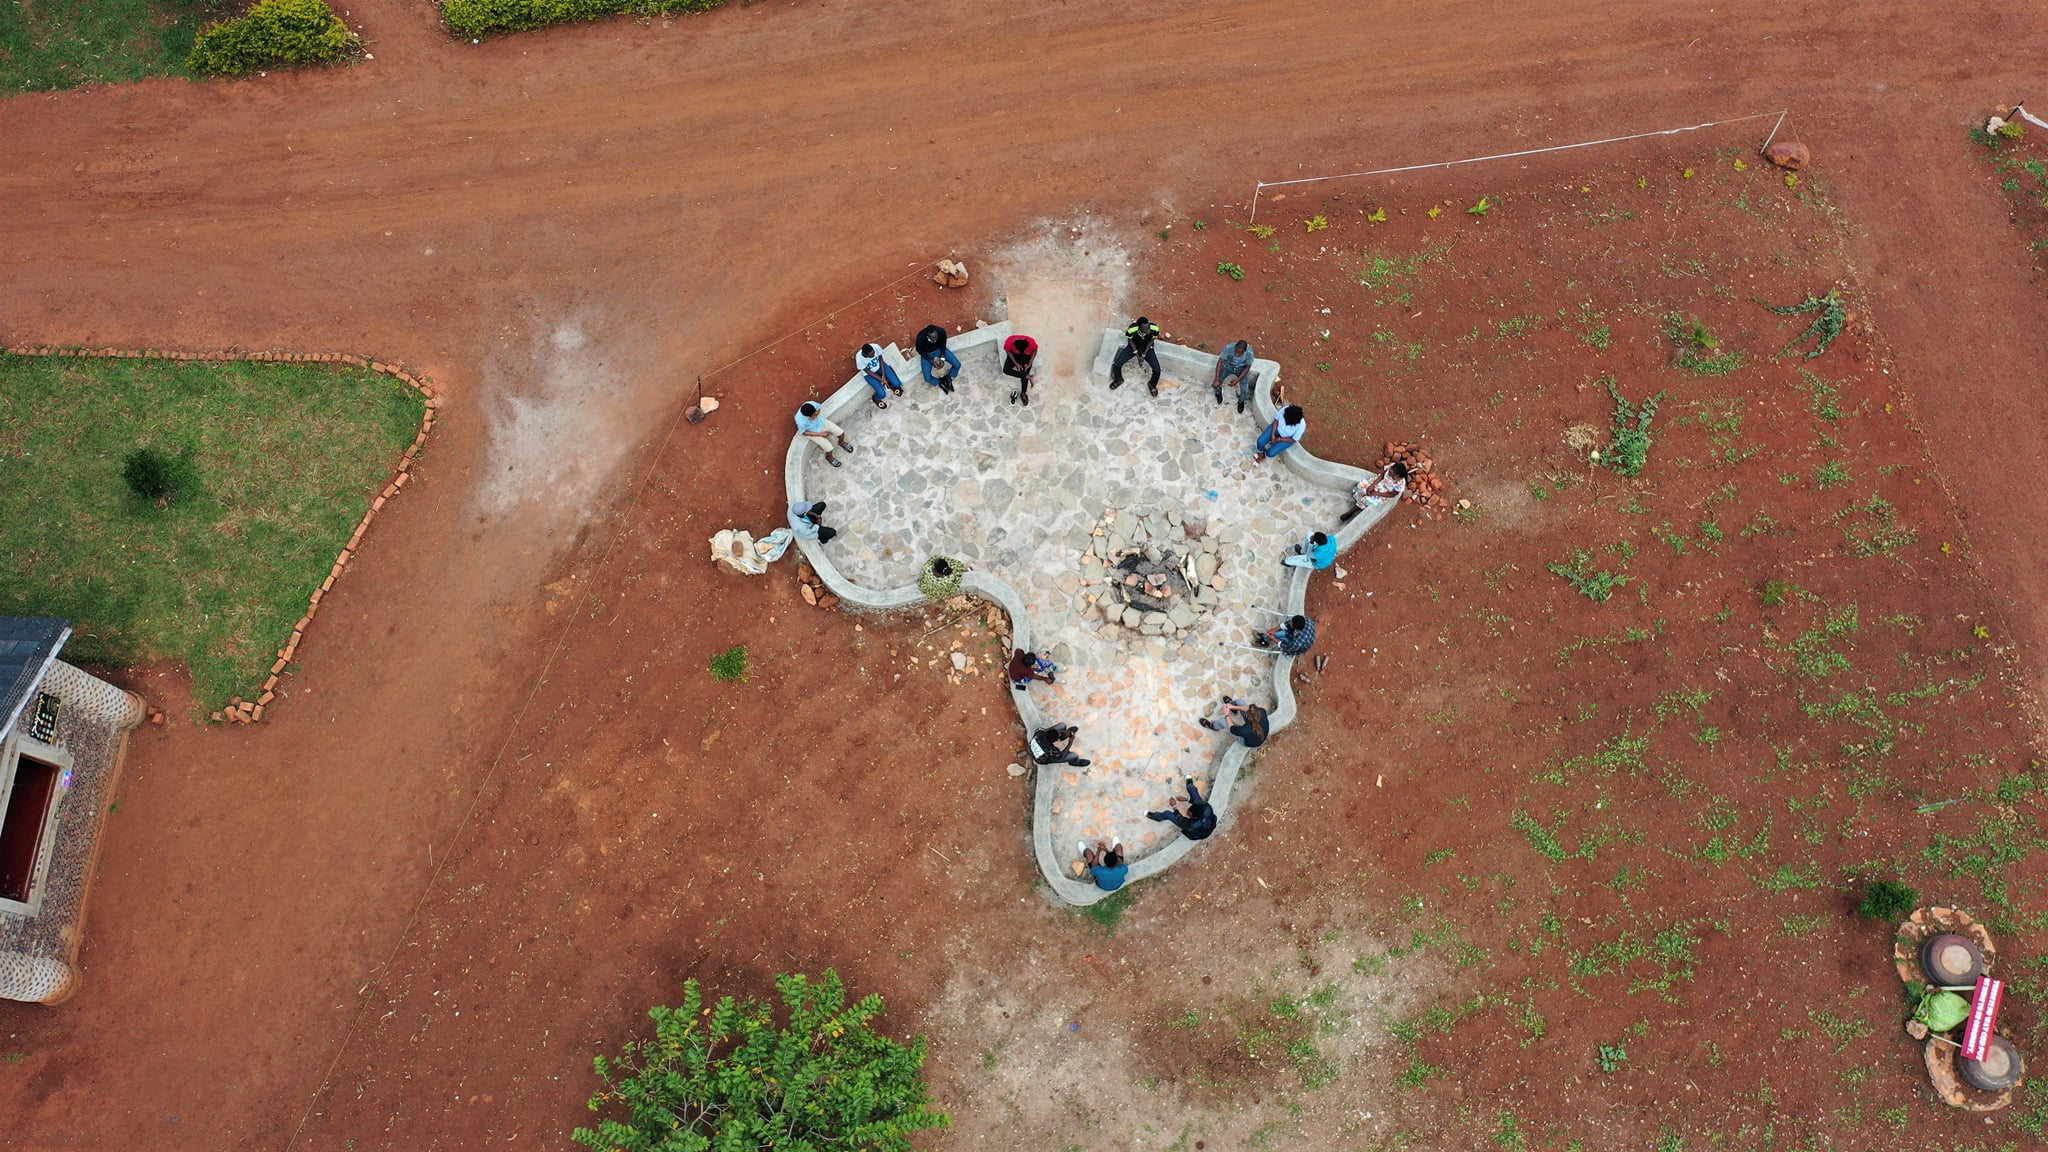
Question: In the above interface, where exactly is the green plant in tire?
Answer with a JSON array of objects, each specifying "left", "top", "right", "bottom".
[
  {"left": 188, "top": 0, "right": 359, "bottom": 76},
  {"left": 574, "top": 970, "right": 949, "bottom": 1152},
  {"left": 919, "top": 556, "right": 964, "bottom": 601}
]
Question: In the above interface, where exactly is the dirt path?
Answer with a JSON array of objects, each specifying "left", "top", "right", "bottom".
[{"left": 1, "top": 1, "right": 2046, "bottom": 1148}]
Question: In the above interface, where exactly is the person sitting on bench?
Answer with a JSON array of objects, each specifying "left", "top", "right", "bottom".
[
  {"left": 1198, "top": 696, "right": 1269, "bottom": 748},
  {"left": 1029, "top": 724, "right": 1091, "bottom": 767},
  {"left": 1146, "top": 777, "right": 1217, "bottom": 841}
]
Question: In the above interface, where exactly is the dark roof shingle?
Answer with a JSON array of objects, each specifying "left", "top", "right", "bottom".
[{"left": 0, "top": 618, "right": 70, "bottom": 738}]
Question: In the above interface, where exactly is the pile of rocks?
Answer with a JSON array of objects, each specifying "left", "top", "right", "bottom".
[
  {"left": 795, "top": 561, "right": 841, "bottom": 610},
  {"left": 1077, "top": 508, "right": 1234, "bottom": 641},
  {"left": 1376, "top": 441, "right": 1450, "bottom": 512}
]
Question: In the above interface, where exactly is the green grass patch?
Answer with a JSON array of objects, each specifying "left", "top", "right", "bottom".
[
  {"left": 1075, "top": 885, "right": 1137, "bottom": 933},
  {"left": 0, "top": 0, "right": 223, "bottom": 92},
  {"left": 0, "top": 353, "right": 422, "bottom": 711},
  {"left": 443, "top": 0, "right": 725, "bottom": 39}
]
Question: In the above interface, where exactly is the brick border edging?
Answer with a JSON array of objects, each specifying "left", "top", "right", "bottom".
[
  {"left": 784, "top": 327, "right": 1398, "bottom": 905},
  {"left": 2, "top": 344, "right": 441, "bottom": 724}
]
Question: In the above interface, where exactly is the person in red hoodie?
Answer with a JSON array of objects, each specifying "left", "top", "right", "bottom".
[{"left": 1003, "top": 333, "right": 1039, "bottom": 407}]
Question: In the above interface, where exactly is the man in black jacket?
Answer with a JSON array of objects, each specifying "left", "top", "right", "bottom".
[
  {"left": 1109, "top": 315, "right": 1163, "bottom": 395},
  {"left": 1147, "top": 777, "right": 1217, "bottom": 840}
]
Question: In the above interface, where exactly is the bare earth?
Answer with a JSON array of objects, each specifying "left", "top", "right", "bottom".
[{"left": 2, "top": 1, "right": 2048, "bottom": 1149}]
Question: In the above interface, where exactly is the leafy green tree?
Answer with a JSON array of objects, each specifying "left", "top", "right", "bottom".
[{"left": 574, "top": 970, "right": 949, "bottom": 1152}]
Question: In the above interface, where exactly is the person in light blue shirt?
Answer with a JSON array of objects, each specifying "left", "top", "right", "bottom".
[
  {"left": 793, "top": 401, "right": 853, "bottom": 468},
  {"left": 1080, "top": 840, "right": 1127, "bottom": 891},
  {"left": 1283, "top": 530, "right": 1337, "bottom": 570},
  {"left": 788, "top": 501, "right": 839, "bottom": 544}
]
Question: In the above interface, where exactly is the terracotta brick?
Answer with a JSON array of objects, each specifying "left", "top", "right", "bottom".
[
  {"left": 393, "top": 471, "right": 411, "bottom": 489},
  {"left": 309, "top": 587, "right": 323, "bottom": 606},
  {"left": 258, "top": 691, "right": 274, "bottom": 706},
  {"left": 320, "top": 575, "right": 334, "bottom": 592},
  {"left": 373, "top": 495, "right": 387, "bottom": 511},
  {"left": 262, "top": 675, "right": 278, "bottom": 692},
  {"left": 250, "top": 704, "right": 264, "bottom": 722},
  {"left": 271, "top": 657, "right": 288, "bottom": 674},
  {"left": 210, "top": 712, "right": 225, "bottom": 723}
]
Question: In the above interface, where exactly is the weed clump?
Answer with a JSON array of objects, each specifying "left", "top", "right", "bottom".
[
  {"left": 709, "top": 644, "right": 749, "bottom": 683},
  {"left": 1766, "top": 289, "right": 1850, "bottom": 359},
  {"left": 1663, "top": 313, "right": 1745, "bottom": 376},
  {"left": 121, "top": 446, "right": 201, "bottom": 506},
  {"left": 1548, "top": 550, "right": 1632, "bottom": 603},
  {"left": 1598, "top": 377, "right": 1667, "bottom": 478},
  {"left": 1855, "top": 878, "right": 1919, "bottom": 921}
]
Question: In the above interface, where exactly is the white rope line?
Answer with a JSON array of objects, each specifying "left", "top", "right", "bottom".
[{"left": 1248, "top": 110, "right": 1788, "bottom": 222}]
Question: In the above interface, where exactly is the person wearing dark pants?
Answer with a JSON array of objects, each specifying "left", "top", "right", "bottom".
[
  {"left": 915, "top": 324, "right": 960, "bottom": 394},
  {"left": 1080, "top": 840, "right": 1127, "bottom": 891},
  {"left": 855, "top": 343, "right": 904, "bottom": 409},
  {"left": 1003, "top": 334, "right": 1039, "bottom": 406},
  {"left": 1030, "top": 724, "right": 1091, "bottom": 767},
  {"left": 1253, "top": 614, "right": 1317, "bottom": 656},
  {"left": 1109, "top": 316, "right": 1163, "bottom": 395},
  {"left": 1199, "top": 696, "right": 1269, "bottom": 748},
  {"left": 788, "top": 501, "right": 838, "bottom": 545},
  {"left": 1147, "top": 777, "right": 1217, "bottom": 841},
  {"left": 1213, "top": 340, "right": 1256, "bottom": 411}
]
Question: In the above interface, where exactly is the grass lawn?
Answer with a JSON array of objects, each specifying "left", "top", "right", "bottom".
[
  {"left": 0, "top": 353, "right": 424, "bottom": 712},
  {"left": 0, "top": 0, "right": 227, "bottom": 93}
]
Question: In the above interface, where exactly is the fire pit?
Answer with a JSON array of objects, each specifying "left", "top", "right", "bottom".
[
  {"left": 1112, "top": 551, "right": 1193, "bottom": 614},
  {"left": 1080, "top": 507, "right": 1230, "bottom": 641}
]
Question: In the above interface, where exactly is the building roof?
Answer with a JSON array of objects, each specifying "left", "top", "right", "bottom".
[{"left": 0, "top": 618, "right": 70, "bottom": 740}]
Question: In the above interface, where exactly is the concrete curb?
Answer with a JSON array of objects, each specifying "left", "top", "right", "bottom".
[
  {"left": 785, "top": 330, "right": 1396, "bottom": 904},
  {"left": 2, "top": 344, "right": 440, "bottom": 722}
]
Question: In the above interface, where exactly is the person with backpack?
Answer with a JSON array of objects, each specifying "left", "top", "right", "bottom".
[
  {"left": 788, "top": 501, "right": 839, "bottom": 544},
  {"left": 1109, "top": 315, "right": 1163, "bottom": 395},
  {"left": 1003, "top": 333, "right": 1039, "bottom": 406},
  {"left": 1029, "top": 723, "right": 1091, "bottom": 768},
  {"left": 914, "top": 324, "right": 960, "bottom": 394}
]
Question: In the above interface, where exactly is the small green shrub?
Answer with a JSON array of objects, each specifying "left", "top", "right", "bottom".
[
  {"left": 1216, "top": 262, "right": 1246, "bottom": 280},
  {"left": 121, "top": 447, "right": 202, "bottom": 506},
  {"left": 1598, "top": 377, "right": 1667, "bottom": 478},
  {"left": 709, "top": 644, "right": 748, "bottom": 683},
  {"left": 1855, "top": 878, "right": 1918, "bottom": 921},
  {"left": 1758, "top": 579, "right": 1788, "bottom": 608},
  {"left": 1596, "top": 1043, "right": 1628, "bottom": 1073},
  {"left": 188, "top": 0, "right": 357, "bottom": 76},
  {"left": 574, "top": 971, "right": 949, "bottom": 1152},
  {"left": 1548, "top": 550, "right": 1632, "bottom": 603},
  {"left": 445, "top": 0, "right": 724, "bottom": 38}
]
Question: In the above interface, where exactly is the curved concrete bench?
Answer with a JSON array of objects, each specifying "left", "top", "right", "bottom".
[{"left": 786, "top": 325, "right": 1396, "bottom": 904}]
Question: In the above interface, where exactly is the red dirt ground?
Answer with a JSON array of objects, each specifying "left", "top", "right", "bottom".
[{"left": 4, "top": 1, "right": 2048, "bottom": 1150}]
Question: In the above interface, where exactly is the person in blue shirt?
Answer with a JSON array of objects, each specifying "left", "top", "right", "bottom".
[
  {"left": 1253, "top": 614, "right": 1317, "bottom": 656},
  {"left": 1080, "top": 840, "right": 1127, "bottom": 891},
  {"left": 1283, "top": 531, "right": 1337, "bottom": 571}
]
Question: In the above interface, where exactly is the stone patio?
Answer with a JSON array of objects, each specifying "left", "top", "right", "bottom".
[{"left": 800, "top": 303, "right": 1351, "bottom": 880}]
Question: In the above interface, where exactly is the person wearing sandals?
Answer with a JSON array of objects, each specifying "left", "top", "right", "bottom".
[
  {"left": 1080, "top": 839, "right": 1127, "bottom": 891},
  {"left": 914, "top": 324, "right": 960, "bottom": 394},
  {"left": 1003, "top": 333, "right": 1039, "bottom": 406},
  {"left": 793, "top": 401, "right": 853, "bottom": 468},
  {"left": 1341, "top": 461, "right": 1408, "bottom": 522},
  {"left": 855, "top": 343, "right": 905, "bottom": 409}
]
